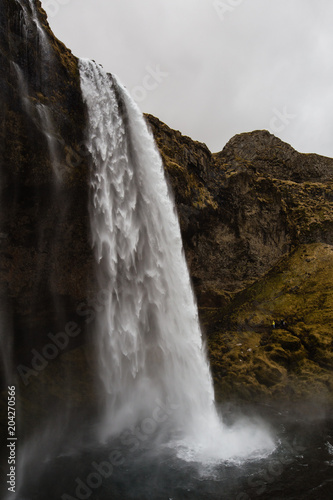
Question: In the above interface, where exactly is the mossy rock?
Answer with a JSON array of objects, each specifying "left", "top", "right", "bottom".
[
  {"left": 269, "top": 331, "right": 302, "bottom": 351},
  {"left": 253, "top": 358, "right": 285, "bottom": 387},
  {"left": 206, "top": 243, "right": 333, "bottom": 409}
]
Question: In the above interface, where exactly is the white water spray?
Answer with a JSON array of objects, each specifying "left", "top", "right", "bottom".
[{"left": 79, "top": 59, "right": 274, "bottom": 461}]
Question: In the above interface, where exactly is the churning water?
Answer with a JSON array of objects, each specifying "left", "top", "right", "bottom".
[
  {"left": 15, "top": 407, "right": 333, "bottom": 500},
  {"left": 78, "top": 58, "right": 274, "bottom": 462}
]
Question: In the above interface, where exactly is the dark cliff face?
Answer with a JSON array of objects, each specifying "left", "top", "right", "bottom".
[
  {"left": 0, "top": 0, "right": 93, "bottom": 370},
  {"left": 0, "top": 0, "right": 97, "bottom": 444},
  {"left": 0, "top": 0, "right": 332, "bottom": 433}
]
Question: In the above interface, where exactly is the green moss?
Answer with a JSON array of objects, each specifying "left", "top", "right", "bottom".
[{"left": 207, "top": 243, "right": 333, "bottom": 408}]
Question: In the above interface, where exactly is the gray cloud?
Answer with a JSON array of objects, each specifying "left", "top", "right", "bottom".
[{"left": 43, "top": 0, "right": 333, "bottom": 156}]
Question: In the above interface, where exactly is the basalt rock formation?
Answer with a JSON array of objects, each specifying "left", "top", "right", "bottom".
[{"left": 0, "top": 0, "right": 332, "bottom": 443}]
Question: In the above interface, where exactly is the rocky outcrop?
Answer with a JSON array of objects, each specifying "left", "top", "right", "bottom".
[
  {"left": 147, "top": 117, "right": 333, "bottom": 299},
  {"left": 203, "top": 243, "right": 333, "bottom": 408}
]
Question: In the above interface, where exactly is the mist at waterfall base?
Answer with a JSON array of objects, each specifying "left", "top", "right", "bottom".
[{"left": 14, "top": 406, "right": 333, "bottom": 500}]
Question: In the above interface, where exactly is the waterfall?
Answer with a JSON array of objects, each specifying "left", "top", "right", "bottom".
[
  {"left": 36, "top": 103, "right": 62, "bottom": 181},
  {"left": 13, "top": 0, "right": 60, "bottom": 181},
  {"left": 18, "top": 0, "right": 51, "bottom": 58},
  {"left": 79, "top": 59, "right": 215, "bottom": 432},
  {"left": 79, "top": 59, "right": 274, "bottom": 461}
]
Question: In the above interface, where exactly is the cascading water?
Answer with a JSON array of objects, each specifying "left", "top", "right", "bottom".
[
  {"left": 13, "top": 1, "right": 60, "bottom": 181},
  {"left": 18, "top": 0, "right": 51, "bottom": 59},
  {"left": 36, "top": 103, "right": 62, "bottom": 181},
  {"left": 79, "top": 59, "right": 275, "bottom": 461},
  {"left": 12, "top": 62, "right": 62, "bottom": 181}
]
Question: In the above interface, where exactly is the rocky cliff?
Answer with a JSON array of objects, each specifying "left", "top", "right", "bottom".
[
  {"left": 146, "top": 116, "right": 333, "bottom": 409},
  {"left": 0, "top": 0, "right": 332, "bottom": 441},
  {"left": 147, "top": 116, "right": 333, "bottom": 297},
  {"left": 0, "top": 0, "right": 96, "bottom": 447}
]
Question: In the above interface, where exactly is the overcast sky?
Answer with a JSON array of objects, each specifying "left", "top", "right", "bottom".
[{"left": 42, "top": 0, "right": 333, "bottom": 157}]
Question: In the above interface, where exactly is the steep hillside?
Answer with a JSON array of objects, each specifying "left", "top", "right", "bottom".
[{"left": 203, "top": 243, "right": 333, "bottom": 407}]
